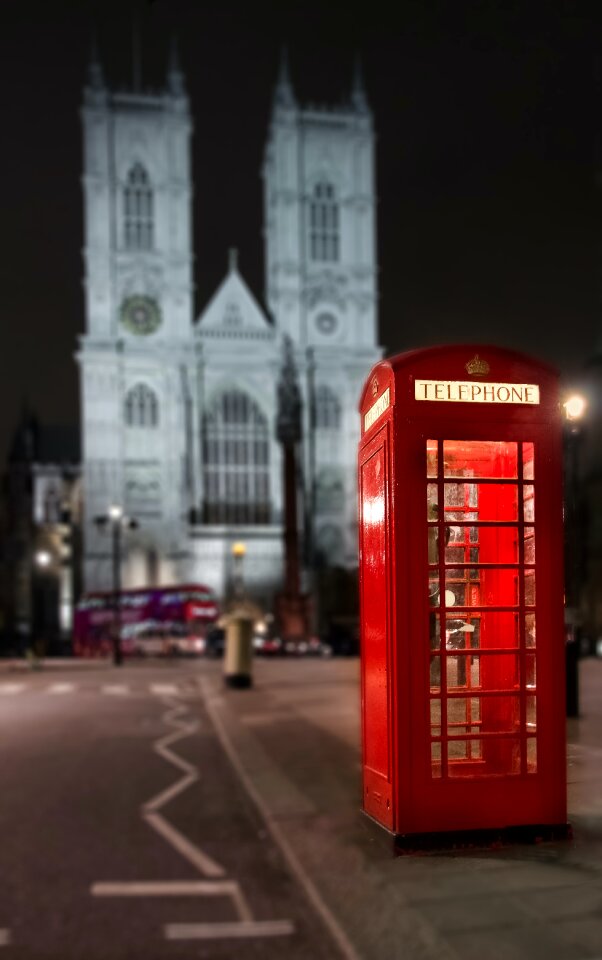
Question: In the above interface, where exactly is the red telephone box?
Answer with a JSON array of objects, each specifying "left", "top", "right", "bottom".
[{"left": 358, "top": 345, "right": 568, "bottom": 844}]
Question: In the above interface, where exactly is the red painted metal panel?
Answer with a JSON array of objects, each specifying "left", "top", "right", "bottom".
[{"left": 359, "top": 427, "right": 394, "bottom": 828}]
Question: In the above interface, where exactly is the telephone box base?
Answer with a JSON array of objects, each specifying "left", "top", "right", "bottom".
[{"left": 362, "top": 812, "right": 572, "bottom": 856}]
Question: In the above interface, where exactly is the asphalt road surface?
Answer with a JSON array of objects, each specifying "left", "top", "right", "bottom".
[{"left": 0, "top": 660, "right": 344, "bottom": 959}]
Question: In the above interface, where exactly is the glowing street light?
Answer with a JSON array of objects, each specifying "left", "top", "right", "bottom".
[
  {"left": 35, "top": 550, "right": 52, "bottom": 568},
  {"left": 563, "top": 394, "right": 586, "bottom": 422},
  {"left": 232, "top": 542, "right": 246, "bottom": 600}
]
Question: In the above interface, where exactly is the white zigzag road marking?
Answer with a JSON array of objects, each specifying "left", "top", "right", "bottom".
[
  {"left": 141, "top": 699, "right": 224, "bottom": 877},
  {"left": 91, "top": 692, "right": 293, "bottom": 940}
]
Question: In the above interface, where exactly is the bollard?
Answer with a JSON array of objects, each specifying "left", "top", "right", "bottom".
[{"left": 224, "top": 615, "right": 253, "bottom": 688}]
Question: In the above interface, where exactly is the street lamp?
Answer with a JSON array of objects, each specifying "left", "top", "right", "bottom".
[
  {"left": 231, "top": 541, "right": 246, "bottom": 601},
  {"left": 564, "top": 394, "right": 586, "bottom": 422},
  {"left": 94, "top": 505, "right": 139, "bottom": 666},
  {"left": 563, "top": 392, "right": 587, "bottom": 717},
  {"left": 31, "top": 548, "right": 56, "bottom": 660}
]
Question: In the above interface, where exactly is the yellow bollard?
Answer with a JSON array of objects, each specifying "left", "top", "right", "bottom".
[{"left": 224, "top": 615, "right": 254, "bottom": 688}]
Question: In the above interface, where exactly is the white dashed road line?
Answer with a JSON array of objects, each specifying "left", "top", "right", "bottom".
[
  {"left": 47, "top": 683, "right": 76, "bottom": 695},
  {"left": 0, "top": 682, "right": 188, "bottom": 697},
  {"left": 165, "top": 920, "right": 296, "bottom": 940},
  {"left": 92, "top": 880, "right": 244, "bottom": 898}
]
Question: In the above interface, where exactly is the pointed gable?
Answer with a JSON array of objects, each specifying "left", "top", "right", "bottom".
[{"left": 196, "top": 250, "right": 273, "bottom": 340}]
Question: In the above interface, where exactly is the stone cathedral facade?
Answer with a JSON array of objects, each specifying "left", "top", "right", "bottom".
[{"left": 78, "top": 45, "right": 382, "bottom": 607}]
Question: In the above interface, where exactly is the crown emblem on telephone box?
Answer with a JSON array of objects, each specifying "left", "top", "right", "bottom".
[{"left": 465, "top": 354, "right": 490, "bottom": 377}]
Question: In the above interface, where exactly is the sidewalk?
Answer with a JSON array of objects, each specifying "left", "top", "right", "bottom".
[{"left": 201, "top": 656, "right": 602, "bottom": 960}]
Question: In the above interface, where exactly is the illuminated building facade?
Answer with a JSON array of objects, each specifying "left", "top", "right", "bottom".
[{"left": 78, "top": 45, "right": 382, "bottom": 605}]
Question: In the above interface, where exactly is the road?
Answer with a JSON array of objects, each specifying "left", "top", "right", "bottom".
[
  {"left": 2, "top": 655, "right": 602, "bottom": 960},
  {"left": 0, "top": 660, "right": 344, "bottom": 959}
]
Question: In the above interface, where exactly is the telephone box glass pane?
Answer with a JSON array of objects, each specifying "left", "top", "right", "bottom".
[
  {"left": 447, "top": 696, "right": 481, "bottom": 726},
  {"left": 430, "top": 655, "right": 441, "bottom": 691},
  {"left": 523, "top": 486, "right": 535, "bottom": 521},
  {"left": 448, "top": 740, "right": 521, "bottom": 777},
  {"left": 442, "top": 484, "right": 519, "bottom": 521},
  {"left": 446, "top": 653, "right": 477, "bottom": 689},
  {"left": 527, "top": 737, "right": 537, "bottom": 772},
  {"left": 526, "top": 695, "right": 537, "bottom": 732},
  {"left": 525, "top": 654, "right": 536, "bottom": 689},
  {"left": 427, "top": 438, "right": 537, "bottom": 779},
  {"left": 445, "top": 617, "right": 479, "bottom": 649},
  {"left": 525, "top": 613, "right": 536, "bottom": 648},
  {"left": 523, "top": 442, "right": 535, "bottom": 479},
  {"left": 427, "top": 440, "right": 438, "bottom": 477},
  {"left": 430, "top": 613, "right": 441, "bottom": 649},
  {"left": 446, "top": 526, "right": 520, "bottom": 564},
  {"left": 430, "top": 699, "right": 441, "bottom": 730},
  {"left": 524, "top": 527, "right": 535, "bottom": 563},
  {"left": 448, "top": 739, "right": 482, "bottom": 761},
  {"left": 463, "top": 611, "right": 520, "bottom": 649},
  {"left": 446, "top": 653, "right": 520, "bottom": 691},
  {"left": 524, "top": 570, "right": 536, "bottom": 605},
  {"left": 443, "top": 440, "right": 518, "bottom": 478}
]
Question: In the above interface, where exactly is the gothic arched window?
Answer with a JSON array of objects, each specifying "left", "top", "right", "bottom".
[
  {"left": 124, "top": 163, "right": 153, "bottom": 251},
  {"left": 202, "top": 390, "right": 270, "bottom": 525},
  {"left": 309, "top": 182, "right": 339, "bottom": 262},
  {"left": 125, "top": 384, "right": 159, "bottom": 428},
  {"left": 315, "top": 384, "right": 341, "bottom": 430}
]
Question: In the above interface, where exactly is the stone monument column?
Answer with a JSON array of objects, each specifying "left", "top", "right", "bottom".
[{"left": 274, "top": 336, "right": 312, "bottom": 643}]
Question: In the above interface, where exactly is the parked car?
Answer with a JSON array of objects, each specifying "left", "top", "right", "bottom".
[{"left": 253, "top": 634, "right": 284, "bottom": 656}]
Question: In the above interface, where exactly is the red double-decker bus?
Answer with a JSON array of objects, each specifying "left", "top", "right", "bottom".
[{"left": 73, "top": 583, "right": 220, "bottom": 658}]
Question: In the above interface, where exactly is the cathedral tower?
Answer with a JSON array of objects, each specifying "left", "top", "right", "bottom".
[
  {"left": 263, "top": 53, "right": 382, "bottom": 569},
  {"left": 78, "top": 40, "right": 195, "bottom": 590}
]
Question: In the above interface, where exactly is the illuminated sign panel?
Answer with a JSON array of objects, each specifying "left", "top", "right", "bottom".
[
  {"left": 364, "top": 388, "right": 390, "bottom": 431},
  {"left": 415, "top": 380, "right": 540, "bottom": 405}
]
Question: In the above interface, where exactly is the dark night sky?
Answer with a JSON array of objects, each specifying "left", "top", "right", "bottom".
[{"left": 0, "top": 0, "right": 598, "bottom": 465}]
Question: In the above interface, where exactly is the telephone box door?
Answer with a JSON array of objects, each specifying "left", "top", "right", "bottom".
[{"left": 407, "top": 424, "right": 565, "bottom": 833}]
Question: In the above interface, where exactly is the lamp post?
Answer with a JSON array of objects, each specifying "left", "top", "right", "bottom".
[
  {"left": 563, "top": 392, "right": 586, "bottom": 717},
  {"left": 32, "top": 548, "right": 55, "bottom": 661},
  {"left": 231, "top": 541, "right": 246, "bottom": 602},
  {"left": 94, "top": 505, "right": 138, "bottom": 667}
]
